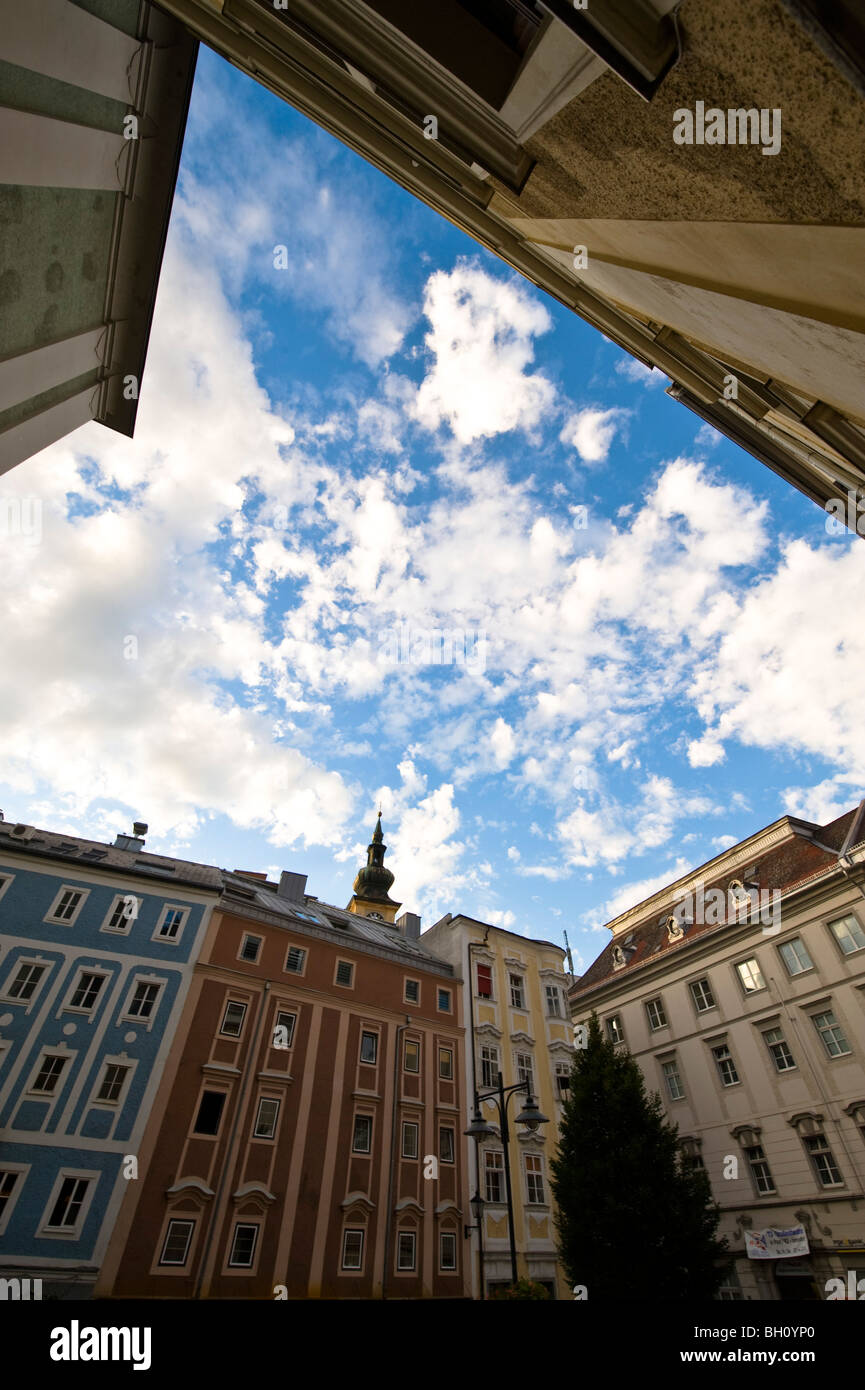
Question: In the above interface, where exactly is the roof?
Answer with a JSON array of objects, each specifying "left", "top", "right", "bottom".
[
  {"left": 425, "top": 912, "right": 566, "bottom": 956},
  {"left": 220, "top": 872, "right": 455, "bottom": 975},
  {"left": 0, "top": 818, "right": 223, "bottom": 891},
  {"left": 573, "top": 803, "right": 864, "bottom": 998}
]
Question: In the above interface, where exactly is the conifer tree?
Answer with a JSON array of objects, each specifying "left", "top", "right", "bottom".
[{"left": 551, "top": 1014, "right": 728, "bottom": 1300}]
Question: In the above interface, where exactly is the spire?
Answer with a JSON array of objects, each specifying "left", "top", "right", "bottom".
[{"left": 346, "top": 811, "right": 401, "bottom": 922}]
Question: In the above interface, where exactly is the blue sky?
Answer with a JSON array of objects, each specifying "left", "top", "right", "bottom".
[{"left": 2, "top": 48, "right": 864, "bottom": 972}]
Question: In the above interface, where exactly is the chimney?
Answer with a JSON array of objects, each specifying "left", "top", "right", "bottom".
[
  {"left": 396, "top": 911, "right": 421, "bottom": 941},
  {"left": 113, "top": 823, "right": 146, "bottom": 851},
  {"left": 278, "top": 871, "right": 308, "bottom": 903}
]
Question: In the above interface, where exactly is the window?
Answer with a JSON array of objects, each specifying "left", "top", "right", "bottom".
[
  {"left": 545, "top": 984, "right": 562, "bottom": 1016},
  {"left": 342, "top": 1229, "right": 364, "bottom": 1270},
  {"left": 662, "top": 1059, "right": 685, "bottom": 1100},
  {"left": 509, "top": 974, "right": 525, "bottom": 1009},
  {"left": 554, "top": 1061, "right": 571, "bottom": 1097},
  {"left": 480, "top": 1044, "right": 499, "bottom": 1088},
  {"left": 284, "top": 945, "right": 306, "bottom": 974},
  {"left": 160, "top": 1219, "right": 194, "bottom": 1266},
  {"left": 228, "top": 1223, "right": 258, "bottom": 1267},
  {"left": 763, "top": 1027, "right": 796, "bottom": 1072},
  {"left": 744, "top": 1144, "right": 776, "bottom": 1195},
  {"left": 439, "top": 1126, "right": 455, "bottom": 1163},
  {"left": 47, "top": 1176, "right": 89, "bottom": 1230},
  {"left": 126, "top": 980, "right": 160, "bottom": 1020},
  {"left": 804, "top": 1133, "right": 843, "bottom": 1187},
  {"left": 646, "top": 997, "right": 668, "bottom": 1031},
  {"left": 32, "top": 1053, "right": 68, "bottom": 1094},
  {"left": 352, "top": 1114, "right": 372, "bottom": 1153},
  {"left": 438, "top": 1047, "right": 453, "bottom": 1080},
  {"left": 515, "top": 1052, "right": 534, "bottom": 1090},
  {"left": 440, "top": 1231, "right": 457, "bottom": 1272},
  {"left": 778, "top": 938, "right": 813, "bottom": 976},
  {"left": 829, "top": 914, "right": 865, "bottom": 955},
  {"left": 477, "top": 963, "right": 492, "bottom": 998},
  {"left": 336, "top": 960, "right": 354, "bottom": 988},
  {"left": 525, "top": 1153, "right": 545, "bottom": 1204},
  {"left": 0, "top": 1170, "right": 20, "bottom": 1218},
  {"left": 680, "top": 1139, "right": 704, "bottom": 1172},
  {"left": 220, "top": 1000, "right": 247, "bottom": 1037},
  {"left": 103, "top": 895, "right": 139, "bottom": 933},
  {"left": 735, "top": 958, "right": 766, "bottom": 993},
  {"left": 437, "top": 987, "right": 452, "bottom": 1012},
  {"left": 397, "top": 1231, "right": 416, "bottom": 1271},
  {"left": 690, "top": 978, "right": 716, "bottom": 1013},
  {"left": 712, "top": 1044, "right": 740, "bottom": 1087},
  {"left": 360, "top": 1030, "right": 378, "bottom": 1065},
  {"left": 96, "top": 1063, "right": 129, "bottom": 1104},
  {"left": 193, "top": 1090, "right": 226, "bottom": 1135},
  {"left": 717, "top": 1266, "right": 743, "bottom": 1301},
  {"left": 239, "top": 934, "right": 262, "bottom": 963},
  {"left": 253, "top": 1097, "right": 280, "bottom": 1139},
  {"left": 812, "top": 1009, "right": 852, "bottom": 1058},
  {"left": 484, "top": 1150, "right": 504, "bottom": 1203},
  {"left": 404, "top": 979, "right": 420, "bottom": 1004},
  {"left": 402, "top": 1121, "right": 419, "bottom": 1159},
  {"left": 4, "top": 961, "right": 46, "bottom": 1002},
  {"left": 68, "top": 971, "right": 106, "bottom": 1011},
  {"left": 404, "top": 1039, "right": 420, "bottom": 1073},
  {"left": 155, "top": 906, "right": 187, "bottom": 941},
  {"left": 273, "top": 1010, "right": 296, "bottom": 1049},
  {"left": 46, "top": 887, "right": 86, "bottom": 924},
  {"left": 606, "top": 1015, "right": 624, "bottom": 1045}
]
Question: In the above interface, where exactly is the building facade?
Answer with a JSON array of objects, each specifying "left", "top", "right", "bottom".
[
  {"left": 97, "top": 823, "right": 471, "bottom": 1299},
  {"left": 421, "top": 913, "right": 574, "bottom": 1298},
  {"left": 0, "top": 817, "right": 221, "bottom": 1297},
  {"left": 571, "top": 803, "right": 865, "bottom": 1300}
]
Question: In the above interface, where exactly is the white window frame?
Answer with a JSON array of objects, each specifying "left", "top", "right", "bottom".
[
  {"left": 62, "top": 966, "right": 111, "bottom": 1016},
  {"left": 360, "top": 1029, "right": 379, "bottom": 1065},
  {"left": 515, "top": 1051, "right": 534, "bottom": 1090},
  {"left": 0, "top": 956, "right": 51, "bottom": 1009},
  {"left": 228, "top": 1221, "right": 260, "bottom": 1269},
  {"left": 437, "top": 986, "right": 452, "bottom": 1014},
  {"left": 828, "top": 914, "right": 865, "bottom": 957},
  {"left": 811, "top": 1008, "right": 852, "bottom": 1058},
  {"left": 777, "top": 937, "right": 814, "bottom": 976},
  {"left": 480, "top": 1044, "right": 499, "bottom": 1088},
  {"left": 646, "top": 997, "right": 667, "bottom": 1031},
  {"left": 524, "top": 1152, "right": 545, "bottom": 1205},
  {"left": 119, "top": 975, "right": 165, "bottom": 1030},
  {"left": 0, "top": 872, "right": 15, "bottom": 905},
  {"left": 712, "top": 1043, "right": 741, "bottom": 1087},
  {"left": 545, "top": 984, "right": 562, "bottom": 1017},
  {"left": 352, "top": 1113, "right": 373, "bottom": 1153},
  {"left": 404, "top": 1038, "right": 421, "bottom": 1074},
  {"left": 0, "top": 1163, "right": 29, "bottom": 1236},
  {"left": 509, "top": 974, "right": 525, "bottom": 1009},
  {"left": 403, "top": 977, "right": 420, "bottom": 1005},
  {"left": 402, "top": 1120, "right": 419, "bottom": 1159},
  {"left": 284, "top": 944, "right": 307, "bottom": 976},
  {"left": 159, "top": 1217, "right": 195, "bottom": 1266},
  {"left": 341, "top": 1227, "right": 364, "bottom": 1271},
  {"left": 439, "top": 1125, "right": 455, "bottom": 1164},
  {"left": 92, "top": 1058, "right": 134, "bottom": 1108},
  {"left": 689, "top": 977, "right": 716, "bottom": 1013},
  {"left": 100, "top": 893, "right": 141, "bottom": 935},
  {"left": 219, "top": 999, "right": 248, "bottom": 1038},
  {"left": 396, "top": 1229, "right": 417, "bottom": 1272},
  {"left": 253, "top": 1095, "right": 281, "bottom": 1140},
  {"left": 763, "top": 1026, "right": 796, "bottom": 1072},
  {"left": 44, "top": 885, "right": 89, "bottom": 927},
  {"left": 272, "top": 1009, "right": 297, "bottom": 1050},
  {"left": 334, "top": 959, "right": 355, "bottom": 989},
  {"left": 152, "top": 903, "right": 189, "bottom": 945},
  {"left": 238, "top": 933, "right": 263, "bottom": 964},
  {"left": 27, "top": 1048, "right": 71, "bottom": 1098},
  {"left": 38, "top": 1169, "right": 98, "bottom": 1240},
  {"left": 735, "top": 957, "right": 767, "bottom": 994},
  {"left": 439, "top": 1229, "right": 457, "bottom": 1272},
  {"left": 661, "top": 1058, "right": 685, "bottom": 1101},
  {"left": 484, "top": 1149, "right": 505, "bottom": 1204},
  {"left": 605, "top": 1014, "right": 625, "bottom": 1045},
  {"left": 438, "top": 1046, "right": 454, "bottom": 1080}
]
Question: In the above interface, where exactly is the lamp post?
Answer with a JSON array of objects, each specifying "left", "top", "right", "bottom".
[{"left": 464, "top": 1071, "right": 549, "bottom": 1289}]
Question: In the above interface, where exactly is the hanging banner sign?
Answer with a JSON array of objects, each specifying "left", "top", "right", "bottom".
[{"left": 745, "top": 1225, "right": 810, "bottom": 1260}]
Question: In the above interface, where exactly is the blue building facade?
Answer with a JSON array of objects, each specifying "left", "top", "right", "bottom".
[{"left": 0, "top": 820, "right": 221, "bottom": 1296}]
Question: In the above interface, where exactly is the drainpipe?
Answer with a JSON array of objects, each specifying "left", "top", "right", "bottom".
[
  {"left": 467, "top": 929, "right": 490, "bottom": 1299},
  {"left": 381, "top": 1016, "right": 409, "bottom": 1301},
  {"left": 194, "top": 980, "right": 271, "bottom": 1299}
]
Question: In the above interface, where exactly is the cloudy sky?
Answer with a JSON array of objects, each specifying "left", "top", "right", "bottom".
[{"left": 2, "top": 50, "right": 864, "bottom": 972}]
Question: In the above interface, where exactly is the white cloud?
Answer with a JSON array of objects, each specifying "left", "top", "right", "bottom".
[
  {"left": 490, "top": 717, "right": 516, "bottom": 768},
  {"left": 614, "top": 357, "right": 669, "bottom": 389},
  {"left": 695, "top": 423, "right": 722, "bottom": 449},
  {"left": 414, "top": 262, "right": 555, "bottom": 442},
  {"left": 560, "top": 407, "right": 629, "bottom": 463},
  {"left": 582, "top": 856, "right": 695, "bottom": 929}
]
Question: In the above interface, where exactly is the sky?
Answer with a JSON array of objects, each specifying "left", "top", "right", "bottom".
[{"left": 2, "top": 48, "right": 865, "bottom": 974}]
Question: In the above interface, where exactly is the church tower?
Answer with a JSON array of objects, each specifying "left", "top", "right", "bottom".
[{"left": 346, "top": 811, "right": 402, "bottom": 923}]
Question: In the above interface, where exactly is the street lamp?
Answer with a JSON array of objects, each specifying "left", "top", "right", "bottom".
[{"left": 463, "top": 1071, "right": 549, "bottom": 1288}]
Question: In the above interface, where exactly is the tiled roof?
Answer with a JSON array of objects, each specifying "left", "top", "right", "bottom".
[
  {"left": 573, "top": 806, "right": 861, "bottom": 998},
  {"left": 0, "top": 820, "right": 223, "bottom": 890}
]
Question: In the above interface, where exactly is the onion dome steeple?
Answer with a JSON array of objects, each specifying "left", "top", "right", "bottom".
[{"left": 347, "top": 811, "right": 402, "bottom": 923}]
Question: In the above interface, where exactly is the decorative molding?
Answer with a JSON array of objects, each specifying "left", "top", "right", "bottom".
[
  {"left": 434, "top": 1201, "right": 462, "bottom": 1217},
  {"left": 394, "top": 1196, "right": 424, "bottom": 1214},
  {"left": 788, "top": 1111, "right": 825, "bottom": 1135},
  {"left": 165, "top": 1177, "right": 214, "bottom": 1200},
  {"left": 341, "top": 1191, "right": 375, "bottom": 1212},
  {"left": 503, "top": 956, "right": 526, "bottom": 970},
  {"left": 510, "top": 1031, "right": 535, "bottom": 1047},
  {"left": 202, "top": 1062, "right": 241, "bottom": 1076},
  {"left": 231, "top": 1182, "right": 275, "bottom": 1205},
  {"left": 475, "top": 1022, "right": 502, "bottom": 1041}
]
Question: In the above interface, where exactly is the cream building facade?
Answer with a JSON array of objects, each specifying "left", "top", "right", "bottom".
[
  {"left": 422, "top": 913, "right": 574, "bottom": 1298},
  {"left": 572, "top": 803, "right": 865, "bottom": 1301}
]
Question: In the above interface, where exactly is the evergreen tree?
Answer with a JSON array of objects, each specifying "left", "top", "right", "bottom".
[{"left": 550, "top": 1014, "right": 728, "bottom": 1300}]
